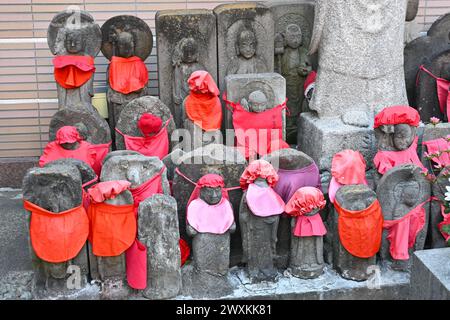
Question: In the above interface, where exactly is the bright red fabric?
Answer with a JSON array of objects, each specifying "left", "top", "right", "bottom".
[
  {"left": 53, "top": 55, "right": 95, "bottom": 89},
  {"left": 109, "top": 56, "right": 148, "bottom": 94},
  {"left": 116, "top": 119, "right": 170, "bottom": 160},
  {"left": 23, "top": 200, "right": 89, "bottom": 263},
  {"left": 423, "top": 138, "right": 450, "bottom": 167},
  {"left": 335, "top": 199, "right": 383, "bottom": 258},
  {"left": 179, "top": 238, "right": 190, "bottom": 266},
  {"left": 374, "top": 105, "right": 420, "bottom": 128},
  {"left": 138, "top": 113, "right": 163, "bottom": 136},
  {"left": 373, "top": 137, "right": 425, "bottom": 175},
  {"left": 240, "top": 159, "right": 279, "bottom": 189},
  {"left": 185, "top": 71, "right": 222, "bottom": 132},
  {"left": 89, "top": 142, "right": 111, "bottom": 175},
  {"left": 304, "top": 70, "right": 316, "bottom": 95},
  {"left": 39, "top": 140, "right": 96, "bottom": 169},
  {"left": 226, "top": 98, "right": 288, "bottom": 158},
  {"left": 383, "top": 202, "right": 427, "bottom": 260},
  {"left": 126, "top": 239, "right": 147, "bottom": 290},
  {"left": 87, "top": 180, "right": 131, "bottom": 203},
  {"left": 285, "top": 187, "right": 327, "bottom": 237},
  {"left": 55, "top": 126, "right": 82, "bottom": 144},
  {"left": 331, "top": 150, "right": 367, "bottom": 185}
]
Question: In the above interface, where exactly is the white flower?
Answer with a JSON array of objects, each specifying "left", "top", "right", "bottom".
[{"left": 445, "top": 184, "right": 450, "bottom": 201}]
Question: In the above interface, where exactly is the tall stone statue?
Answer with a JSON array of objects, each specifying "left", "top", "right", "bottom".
[
  {"left": 239, "top": 160, "right": 285, "bottom": 282},
  {"left": 377, "top": 164, "right": 431, "bottom": 271},
  {"left": 181, "top": 173, "right": 236, "bottom": 298},
  {"left": 47, "top": 9, "right": 102, "bottom": 111},
  {"left": 156, "top": 10, "right": 217, "bottom": 128},
  {"left": 101, "top": 15, "right": 153, "bottom": 134},
  {"left": 298, "top": 0, "right": 410, "bottom": 181},
  {"left": 22, "top": 165, "right": 89, "bottom": 297}
]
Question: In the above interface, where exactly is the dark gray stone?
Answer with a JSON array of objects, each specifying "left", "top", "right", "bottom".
[
  {"left": 377, "top": 164, "right": 431, "bottom": 271},
  {"left": 268, "top": 0, "right": 315, "bottom": 144},
  {"left": 102, "top": 150, "right": 141, "bottom": 165},
  {"left": 156, "top": 10, "right": 217, "bottom": 127},
  {"left": 333, "top": 185, "right": 378, "bottom": 281},
  {"left": 47, "top": 9, "right": 102, "bottom": 111},
  {"left": 138, "top": 194, "right": 181, "bottom": 299},
  {"left": 115, "top": 96, "right": 176, "bottom": 151},
  {"left": 48, "top": 106, "right": 111, "bottom": 145},
  {"left": 101, "top": 15, "right": 153, "bottom": 132},
  {"left": 415, "top": 49, "right": 450, "bottom": 121},
  {"left": 172, "top": 144, "right": 247, "bottom": 266},
  {"left": 44, "top": 158, "right": 97, "bottom": 187},
  {"left": 22, "top": 165, "right": 89, "bottom": 298},
  {"left": 410, "top": 248, "right": 450, "bottom": 299},
  {"left": 214, "top": 2, "right": 274, "bottom": 91},
  {"left": 406, "top": 0, "right": 419, "bottom": 22},
  {"left": 0, "top": 157, "right": 38, "bottom": 188}
]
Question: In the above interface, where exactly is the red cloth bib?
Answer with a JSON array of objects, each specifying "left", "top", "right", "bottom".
[
  {"left": 383, "top": 200, "right": 428, "bottom": 260},
  {"left": 23, "top": 200, "right": 89, "bottom": 263},
  {"left": 53, "top": 55, "right": 95, "bottom": 89},
  {"left": 423, "top": 138, "right": 450, "bottom": 167},
  {"left": 116, "top": 119, "right": 170, "bottom": 159},
  {"left": 39, "top": 140, "right": 96, "bottom": 169},
  {"left": 109, "top": 56, "right": 148, "bottom": 94},
  {"left": 335, "top": 199, "right": 383, "bottom": 258},
  {"left": 373, "top": 137, "right": 426, "bottom": 175},
  {"left": 225, "top": 98, "right": 288, "bottom": 158}
]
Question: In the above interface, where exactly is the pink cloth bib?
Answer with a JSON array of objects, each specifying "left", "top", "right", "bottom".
[
  {"left": 187, "top": 197, "right": 234, "bottom": 234},
  {"left": 246, "top": 183, "right": 285, "bottom": 217},
  {"left": 423, "top": 138, "right": 450, "bottom": 167},
  {"left": 374, "top": 137, "right": 425, "bottom": 175},
  {"left": 293, "top": 214, "right": 327, "bottom": 237},
  {"left": 125, "top": 239, "right": 147, "bottom": 290}
]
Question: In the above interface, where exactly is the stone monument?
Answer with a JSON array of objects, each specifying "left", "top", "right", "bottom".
[{"left": 156, "top": 10, "right": 217, "bottom": 127}]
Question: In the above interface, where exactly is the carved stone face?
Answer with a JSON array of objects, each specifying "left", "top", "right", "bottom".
[
  {"left": 285, "top": 24, "right": 302, "bottom": 49},
  {"left": 180, "top": 38, "right": 198, "bottom": 64},
  {"left": 200, "top": 186, "right": 223, "bottom": 205},
  {"left": 238, "top": 30, "right": 257, "bottom": 60},
  {"left": 248, "top": 90, "right": 268, "bottom": 113},
  {"left": 65, "top": 29, "right": 84, "bottom": 54},
  {"left": 117, "top": 32, "right": 135, "bottom": 58},
  {"left": 393, "top": 124, "right": 415, "bottom": 150},
  {"left": 395, "top": 180, "right": 420, "bottom": 207}
]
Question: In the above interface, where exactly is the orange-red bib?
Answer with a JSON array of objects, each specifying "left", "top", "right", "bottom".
[
  {"left": 109, "top": 56, "right": 148, "bottom": 94},
  {"left": 53, "top": 55, "right": 95, "bottom": 89},
  {"left": 88, "top": 202, "right": 136, "bottom": 257},
  {"left": 335, "top": 199, "right": 384, "bottom": 258},
  {"left": 23, "top": 200, "right": 89, "bottom": 263},
  {"left": 185, "top": 92, "right": 222, "bottom": 131}
]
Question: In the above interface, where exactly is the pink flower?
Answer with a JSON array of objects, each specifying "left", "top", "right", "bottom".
[{"left": 430, "top": 117, "right": 441, "bottom": 125}]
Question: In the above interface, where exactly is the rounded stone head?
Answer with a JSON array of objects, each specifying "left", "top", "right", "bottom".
[
  {"left": 64, "top": 28, "right": 84, "bottom": 54},
  {"left": 393, "top": 124, "right": 415, "bottom": 150},
  {"left": 394, "top": 180, "right": 420, "bottom": 207},
  {"left": 200, "top": 186, "right": 223, "bottom": 205},
  {"left": 254, "top": 177, "right": 269, "bottom": 188},
  {"left": 179, "top": 37, "right": 199, "bottom": 64},
  {"left": 237, "top": 29, "right": 257, "bottom": 59},
  {"left": 248, "top": 90, "right": 268, "bottom": 113},
  {"left": 285, "top": 24, "right": 302, "bottom": 49},
  {"left": 117, "top": 31, "right": 135, "bottom": 58}
]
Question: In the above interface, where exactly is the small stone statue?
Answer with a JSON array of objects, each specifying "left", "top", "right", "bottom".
[
  {"left": 239, "top": 160, "right": 285, "bottom": 282},
  {"left": 182, "top": 70, "right": 222, "bottom": 150},
  {"left": 182, "top": 173, "right": 236, "bottom": 298},
  {"left": 333, "top": 184, "right": 383, "bottom": 281},
  {"left": 275, "top": 24, "right": 312, "bottom": 143},
  {"left": 377, "top": 164, "right": 431, "bottom": 271},
  {"left": 285, "top": 187, "right": 326, "bottom": 279},
  {"left": 373, "top": 106, "right": 425, "bottom": 182},
  {"left": 47, "top": 9, "right": 102, "bottom": 110},
  {"left": 22, "top": 165, "right": 89, "bottom": 297},
  {"left": 101, "top": 15, "right": 153, "bottom": 134},
  {"left": 226, "top": 28, "right": 268, "bottom": 76},
  {"left": 172, "top": 37, "right": 205, "bottom": 127}
]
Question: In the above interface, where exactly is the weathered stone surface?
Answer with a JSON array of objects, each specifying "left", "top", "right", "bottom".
[
  {"left": 309, "top": 0, "right": 408, "bottom": 124},
  {"left": 262, "top": 148, "right": 317, "bottom": 268},
  {"left": 377, "top": 164, "right": 431, "bottom": 271},
  {"left": 156, "top": 10, "right": 217, "bottom": 127},
  {"left": 416, "top": 49, "right": 450, "bottom": 121},
  {"left": 162, "top": 148, "right": 186, "bottom": 182},
  {"left": 138, "top": 194, "right": 181, "bottom": 299},
  {"left": 411, "top": 248, "right": 450, "bottom": 299},
  {"left": 224, "top": 73, "right": 286, "bottom": 140},
  {"left": 49, "top": 106, "right": 111, "bottom": 144},
  {"left": 44, "top": 158, "right": 97, "bottom": 187},
  {"left": 101, "top": 154, "right": 170, "bottom": 194},
  {"left": 406, "top": 0, "right": 419, "bottom": 22},
  {"left": 101, "top": 15, "right": 153, "bottom": 132},
  {"left": 268, "top": 0, "right": 315, "bottom": 143},
  {"left": 332, "top": 185, "right": 378, "bottom": 281},
  {"left": 102, "top": 150, "right": 141, "bottom": 165},
  {"left": 22, "top": 165, "right": 89, "bottom": 298},
  {"left": 0, "top": 157, "right": 38, "bottom": 188},
  {"left": 115, "top": 96, "right": 176, "bottom": 151},
  {"left": 172, "top": 144, "right": 246, "bottom": 265},
  {"left": 214, "top": 2, "right": 274, "bottom": 91},
  {"left": 298, "top": 113, "right": 376, "bottom": 181},
  {"left": 47, "top": 9, "right": 102, "bottom": 111}
]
